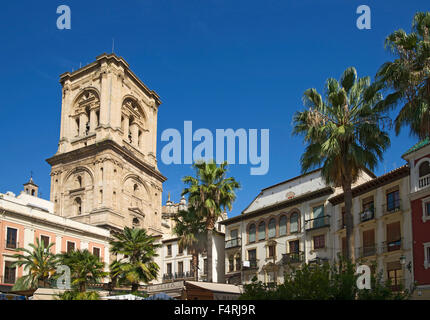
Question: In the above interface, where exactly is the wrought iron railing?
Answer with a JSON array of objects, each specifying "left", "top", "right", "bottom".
[
  {"left": 382, "top": 238, "right": 403, "bottom": 253},
  {"left": 225, "top": 237, "right": 241, "bottom": 249},
  {"left": 382, "top": 199, "right": 402, "bottom": 216},
  {"left": 360, "top": 208, "right": 375, "bottom": 222},
  {"left": 162, "top": 271, "right": 195, "bottom": 281},
  {"left": 305, "top": 215, "right": 330, "bottom": 231},
  {"left": 282, "top": 251, "right": 304, "bottom": 264},
  {"left": 359, "top": 245, "right": 377, "bottom": 257}
]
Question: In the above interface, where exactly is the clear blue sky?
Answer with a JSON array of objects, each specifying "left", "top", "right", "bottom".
[{"left": 0, "top": 1, "right": 427, "bottom": 218}]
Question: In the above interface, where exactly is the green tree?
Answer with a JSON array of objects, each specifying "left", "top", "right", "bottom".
[
  {"left": 293, "top": 67, "right": 390, "bottom": 260},
  {"left": 110, "top": 227, "right": 160, "bottom": 292},
  {"left": 173, "top": 208, "right": 207, "bottom": 281},
  {"left": 376, "top": 12, "right": 430, "bottom": 139},
  {"left": 182, "top": 160, "right": 240, "bottom": 282},
  {"left": 59, "top": 249, "right": 107, "bottom": 292},
  {"left": 10, "top": 239, "right": 59, "bottom": 290}
]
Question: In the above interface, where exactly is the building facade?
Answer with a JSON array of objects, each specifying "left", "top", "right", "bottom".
[
  {"left": 0, "top": 180, "right": 111, "bottom": 292},
  {"left": 402, "top": 138, "right": 430, "bottom": 299},
  {"left": 221, "top": 169, "right": 374, "bottom": 285},
  {"left": 329, "top": 165, "right": 414, "bottom": 292},
  {"left": 46, "top": 53, "right": 166, "bottom": 234}
]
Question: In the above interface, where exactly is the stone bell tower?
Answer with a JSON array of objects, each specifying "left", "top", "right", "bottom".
[{"left": 46, "top": 53, "right": 166, "bottom": 235}]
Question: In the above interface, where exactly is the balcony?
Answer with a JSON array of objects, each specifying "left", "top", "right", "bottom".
[
  {"left": 282, "top": 251, "right": 304, "bottom": 264},
  {"left": 360, "top": 208, "right": 375, "bottom": 222},
  {"left": 382, "top": 199, "right": 402, "bottom": 216},
  {"left": 358, "top": 245, "right": 377, "bottom": 258},
  {"left": 419, "top": 174, "right": 430, "bottom": 189},
  {"left": 305, "top": 215, "right": 330, "bottom": 231},
  {"left": 162, "top": 271, "right": 195, "bottom": 281},
  {"left": 382, "top": 238, "right": 403, "bottom": 253},
  {"left": 225, "top": 237, "right": 241, "bottom": 249},
  {"left": 243, "top": 259, "right": 258, "bottom": 269}
]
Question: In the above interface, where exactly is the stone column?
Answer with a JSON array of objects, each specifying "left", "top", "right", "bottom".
[
  {"left": 130, "top": 123, "right": 139, "bottom": 147},
  {"left": 90, "top": 109, "right": 97, "bottom": 133},
  {"left": 123, "top": 114, "right": 129, "bottom": 142},
  {"left": 139, "top": 130, "right": 145, "bottom": 150},
  {"left": 79, "top": 113, "right": 87, "bottom": 137}
]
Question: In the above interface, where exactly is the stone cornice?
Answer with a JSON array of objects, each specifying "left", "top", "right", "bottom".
[{"left": 46, "top": 139, "right": 167, "bottom": 183}]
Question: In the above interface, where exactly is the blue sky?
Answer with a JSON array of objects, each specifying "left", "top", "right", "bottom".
[{"left": 0, "top": 1, "right": 428, "bottom": 218}]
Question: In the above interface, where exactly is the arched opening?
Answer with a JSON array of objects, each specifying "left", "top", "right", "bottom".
[
  {"left": 248, "top": 224, "right": 256, "bottom": 243},
  {"left": 258, "top": 221, "right": 266, "bottom": 241},
  {"left": 419, "top": 161, "right": 430, "bottom": 177},
  {"left": 268, "top": 218, "right": 276, "bottom": 238},
  {"left": 279, "top": 215, "right": 287, "bottom": 236},
  {"left": 74, "top": 197, "right": 82, "bottom": 215},
  {"left": 290, "top": 212, "right": 299, "bottom": 233}
]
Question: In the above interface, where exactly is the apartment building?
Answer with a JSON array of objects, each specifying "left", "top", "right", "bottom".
[
  {"left": 221, "top": 169, "right": 374, "bottom": 285},
  {"left": 329, "top": 165, "right": 413, "bottom": 292}
]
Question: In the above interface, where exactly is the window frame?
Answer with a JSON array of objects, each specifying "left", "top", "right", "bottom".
[
  {"left": 6, "top": 227, "right": 18, "bottom": 250},
  {"left": 422, "top": 196, "right": 430, "bottom": 223},
  {"left": 313, "top": 234, "right": 325, "bottom": 250},
  {"left": 66, "top": 241, "right": 76, "bottom": 253}
]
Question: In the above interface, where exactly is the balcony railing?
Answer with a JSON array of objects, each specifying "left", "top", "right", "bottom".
[
  {"left": 282, "top": 251, "right": 304, "bottom": 264},
  {"left": 360, "top": 208, "right": 375, "bottom": 222},
  {"left": 419, "top": 174, "right": 430, "bottom": 189},
  {"left": 225, "top": 237, "right": 241, "bottom": 249},
  {"left": 243, "top": 259, "right": 258, "bottom": 269},
  {"left": 382, "top": 199, "right": 402, "bottom": 216},
  {"left": 382, "top": 238, "right": 403, "bottom": 253},
  {"left": 162, "top": 271, "right": 195, "bottom": 281},
  {"left": 359, "top": 245, "right": 377, "bottom": 257},
  {"left": 305, "top": 215, "right": 330, "bottom": 231}
]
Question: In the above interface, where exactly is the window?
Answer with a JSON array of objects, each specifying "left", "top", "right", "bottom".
[
  {"left": 74, "top": 197, "right": 82, "bottom": 215},
  {"left": 4, "top": 261, "right": 16, "bottom": 284},
  {"left": 166, "top": 263, "right": 172, "bottom": 275},
  {"left": 386, "top": 222, "right": 401, "bottom": 252},
  {"left": 268, "top": 219, "right": 276, "bottom": 238},
  {"left": 267, "top": 244, "right": 276, "bottom": 258},
  {"left": 419, "top": 161, "right": 430, "bottom": 177},
  {"left": 313, "top": 235, "right": 325, "bottom": 250},
  {"left": 248, "top": 249, "right": 257, "bottom": 266},
  {"left": 203, "top": 259, "right": 208, "bottom": 275},
  {"left": 313, "top": 205, "right": 325, "bottom": 228},
  {"left": 230, "top": 229, "right": 239, "bottom": 247},
  {"left": 178, "top": 245, "right": 183, "bottom": 255},
  {"left": 386, "top": 189, "right": 400, "bottom": 212},
  {"left": 93, "top": 247, "right": 101, "bottom": 258},
  {"left": 6, "top": 227, "right": 17, "bottom": 249},
  {"left": 279, "top": 215, "right": 287, "bottom": 236},
  {"left": 248, "top": 224, "right": 256, "bottom": 243},
  {"left": 426, "top": 246, "right": 430, "bottom": 268},
  {"left": 289, "top": 240, "right": 299, "bottom": 253},
  {"left": 258, "top": 222, "right": 266, "bottom": 241},
  {"left": 235, "top": 256, "right": 241, "bottom": 271},
  {"left": 167, "top": 245, "right": 172, "bottom": 256},
  {"left": 387, "top": 261, "right": 402, "bottom": 292},
  {"left": 178, "top": 261, "right": 184, "bottom": 274},
  {"left": 290, "top": 213, "right": 299, "bottom": 233},
  {"left": 228, "top": 256, "right": 234, "bottom": 272},
  {"left": 66, "top": 241, "right": 75, "bottom": 253},
  {"left": 40, "top": 235, "right": 50, "bottom": 248}
]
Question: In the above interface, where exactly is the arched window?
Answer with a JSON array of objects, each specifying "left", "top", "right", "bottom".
[
  {"left": 268, "top": 218, "right": 276, "bottom": 238},
  {"left": 258, "top": 221, "right": 266, "bottom": 241},
  {"left": 419, "top": 161, "right": 430, "bottom": 177},
  {"left": 279, "top": 215, "right": 287, "bottom": 236},
  {"left": 74, "top": 197, "right": 82, "bottom": 215},
  {"left": 290, "top": 213, "right": 299, "bottom": 233},
  {"left": 248, "top": 224, "right": 256, "bottom": 243}
]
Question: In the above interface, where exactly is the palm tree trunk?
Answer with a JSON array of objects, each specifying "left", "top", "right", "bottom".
[
  {"left": 343, "top": 182, "right": 355, "bottom": 262},
  {"left": 207, "top": 229, "right": 213, "bottom": 282},
  {"left": 131, "top": 282, "right": 139, "bottom": 293},
  {"left": 192, "top": 252, "right": 199, "bottom": 281}
]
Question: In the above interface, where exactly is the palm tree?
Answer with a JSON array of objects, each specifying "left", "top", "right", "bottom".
[
  {"left": 376, "top": 12, "right": 430, "bottom": 139},
  {"left": 110, "top": 227, "right": 160, "bottom": 292},
  {"left": 10, "top": 239, "right": 59, "bottom": 290},
  {"left": 59, "top": 249, "right": 107, "bottom": 292},
  {"left": 173, "top": 207, "right": 207, "bottom": 281},
  {"left": 182, "top": 160, "right": 240, "bottom": 282},
  {"left": 292, "top": 67, "right": 390, "bottom": 261}
]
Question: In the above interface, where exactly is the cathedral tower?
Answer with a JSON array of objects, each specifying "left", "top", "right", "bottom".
[{"left": 46, "top": 53, "right": 166, "bottom": 235}]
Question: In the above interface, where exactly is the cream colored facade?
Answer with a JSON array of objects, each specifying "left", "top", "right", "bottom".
[{"left": 46, "top": 54, "right": 166, "bottom": 234}]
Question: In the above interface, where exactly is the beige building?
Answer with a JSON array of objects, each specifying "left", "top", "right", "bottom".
[
  {"left": 0, "top": 179, "right": 111, "bottom": 293},
  {"left": 46, "top": 53, "right": 166, "bottom": 234}
]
